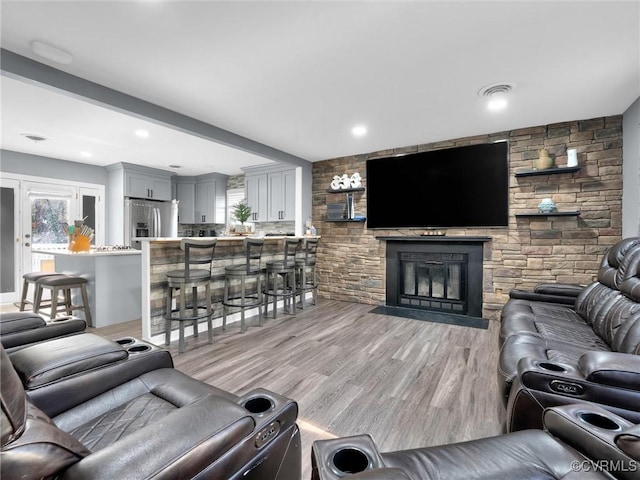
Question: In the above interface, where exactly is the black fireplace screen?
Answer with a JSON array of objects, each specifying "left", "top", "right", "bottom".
[{"left": 398, "top": 252, "right": 467, "bottom": 313}]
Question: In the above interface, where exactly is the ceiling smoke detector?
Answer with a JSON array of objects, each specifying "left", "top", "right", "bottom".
[{"left": 20, "top": 133, "right": 48, "bottom": 143}]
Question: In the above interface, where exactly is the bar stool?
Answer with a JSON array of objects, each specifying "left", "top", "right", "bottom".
[
  {"left": 165, "top": 239, "right": 217, "bottom": 354},
  {"left": 295, "top": 238, "right": 319, "bottom": 309},
  {"left": 34, "top": 275, "right": 92, "bottom": 325},
  {"left": 263, "top": 237, "right": 300, "bottom": 319},
  {"left": 19, "top": 272, "right": 60, "bottom": 311},
  {"left": 222, "top": 238, "right": 264, "bottom": 333}
]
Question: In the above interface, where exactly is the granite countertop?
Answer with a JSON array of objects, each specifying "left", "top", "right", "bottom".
[
  {"left": 142, "top": 235, "right": 320, "bottom": 243},
  {"left": 32, "top": 248, "right": 141, "bottom": 256}
]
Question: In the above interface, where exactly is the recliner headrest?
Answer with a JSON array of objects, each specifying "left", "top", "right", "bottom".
[{"left": 597, "top": 238, "right": 640, "bottom": 289}]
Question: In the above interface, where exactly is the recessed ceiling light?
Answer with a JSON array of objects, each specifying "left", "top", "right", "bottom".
[
  {"left": 478, "top": 83, "right": 515, "bottom": 112},
  {"left": 30, "top": 40, "right": 73, "bottom": 64},
  {"left": 135, "top": 129, "right": 149, "bottom": 138},
  {"left": 20, "top": 132, "right": 48, "bottom": 143},
  {"left": 80, "top": 151, "right": 93, "bottom": 158},
  {"left": 351, "top": 125, "right": 367, "bottom": 137}
]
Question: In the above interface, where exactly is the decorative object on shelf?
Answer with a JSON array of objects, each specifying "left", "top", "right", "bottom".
[
  {"left": 232, "top": 199, "right": 252, "bottom": 232},
  {"left": 567, "top": 148, "right": 578, "bottom": 167},
  {"left": 537, "top": 198, "right": 558, "bottom": 213},
  {"left": 421, "top": 229, "right": 446, "bottom": 236},
  {"left": 64, "top": 219, "right": 93, "bottom": 253},
  {"left": 535, "top": 148, "right": 554, "bottom": 170},
  {"left": 339, "top": 174, "right": 351, "bottom": 189},
  {"left": 350, "top": 172, "right": 362, "bottom": 188},
  {"left": 346, "top": 193, "right": 355, "bottom": 219},
  {"left": 330, "top": 172, "right": 362, "bottom": 190}
]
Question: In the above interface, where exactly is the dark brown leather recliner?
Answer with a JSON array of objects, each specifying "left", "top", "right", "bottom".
[
  {"left": 1, "top": 334, "right": 301, "bottom": 479},
  {"left": 311, "top": 403, "right": 640, "bottom": 480},
  {"left": 497, "top": 237, "right": 640, "bottom": 406},
  {"left": 0, "top": 311, "right": 86, "bottom": 351}
]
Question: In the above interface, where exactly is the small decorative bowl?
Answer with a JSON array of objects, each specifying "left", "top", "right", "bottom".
[{"left": 538, "top": 198, "right": 557, "bottom": 213}]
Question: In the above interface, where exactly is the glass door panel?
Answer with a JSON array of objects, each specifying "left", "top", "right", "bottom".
[
  {"left": 0, "top": 179, "right": 20, "bottom": 303},
  {"left": 23, "top": 182, "right": 75, "bottom": 274}
]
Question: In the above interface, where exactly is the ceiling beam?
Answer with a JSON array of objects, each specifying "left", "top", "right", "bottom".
[{"left": 0, "top": 48, "right": 311, "bottom": 168}]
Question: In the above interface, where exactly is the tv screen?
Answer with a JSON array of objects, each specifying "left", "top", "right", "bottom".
[{"left": 366, "top": 142, "right": 509, "bottom": 229}]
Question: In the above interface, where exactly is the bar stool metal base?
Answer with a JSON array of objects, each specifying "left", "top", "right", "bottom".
[
  {"left": 222, "top": 269, "right": 263, "bottom": 333},
  {"left": 165, "top": 281, "right": 212, "bottom": 354}
]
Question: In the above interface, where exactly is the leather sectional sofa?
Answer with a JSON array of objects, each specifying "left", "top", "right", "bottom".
[
  {"left": 311, "top": 402, "right": 640, "bottom": 480},
  {"left": 0, "top": 311, "right": 86, "bottom": 351},
  {"left": 498, "top": 237, "right": 640, "bottom": 431},
  {"left": 1, "top": 332, "right": 301, "bottom": 479}
]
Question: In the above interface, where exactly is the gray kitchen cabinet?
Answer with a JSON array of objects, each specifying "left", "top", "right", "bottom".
[
  {"left": 267, "top": 169, "right": 295, "bottom": 221},
  {"left": 245, "top": 174, "right": 268, "bottom": 222},
  {"left": 175, "top": 181, "right": 196, "bottom": 224},
  {"left": 243, "top": 165, "right": 295, "bottom": 222},
  {"left": 125, "top": 170, "right": 171, "bottom": 201},
  {"left": 195, "top": 174, "right": 227, "bottom": 224},
  {"left": 173, "top": 173, "right": 228, "bottom": 224}
]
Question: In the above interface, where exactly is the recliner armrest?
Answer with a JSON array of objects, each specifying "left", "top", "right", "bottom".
[
  {"left": 534, "top": 283, "right": 583, "bottom": 297},
  {"left": 543, "top": 404, "right": 638, "bottom": 480},
  {"left": 508, "top": 290, "right": 577, "bottom": 305},
  {"left": 616, "top": 424, "right": 640, "bottom": 461},
  {"left": 59, "top": 394, "right": 255, "bottom": 480},
  {"left": 579, "top": 352, "right": 640, "bottom": 390}
]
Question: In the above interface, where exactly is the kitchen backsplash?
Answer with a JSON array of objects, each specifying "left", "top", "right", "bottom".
[{"left": 178, "top": 221, "right": 295, "bottom": 236}]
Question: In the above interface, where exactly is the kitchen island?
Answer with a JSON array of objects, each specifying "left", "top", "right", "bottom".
[
  {"left": 32, "top": 248, "right": 142, "bottom": 328},
  {"left": 140, "top": 236, "right": 317, "bottom": 345}
]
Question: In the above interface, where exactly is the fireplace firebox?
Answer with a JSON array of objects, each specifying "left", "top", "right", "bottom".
[{"left": 379, "top": 237, "right": 490, "bottom": 318}]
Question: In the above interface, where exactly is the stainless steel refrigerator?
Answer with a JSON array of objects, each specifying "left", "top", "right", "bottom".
[{"left": 124, "top": 198, "right": 177, "bottom": 249}]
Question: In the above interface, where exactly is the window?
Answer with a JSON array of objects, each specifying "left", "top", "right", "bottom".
[{"left": 226, "top": 188, "right": 246, "bottom": 229}]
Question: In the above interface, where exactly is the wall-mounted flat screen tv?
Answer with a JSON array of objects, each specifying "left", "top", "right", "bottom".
[{"left": 366, "top": 142, "right": 509, "bottom": 229}]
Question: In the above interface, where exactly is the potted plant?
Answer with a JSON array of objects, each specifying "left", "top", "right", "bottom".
[{"left": 232, "top": 199, "right": 252, "bottom": 232}]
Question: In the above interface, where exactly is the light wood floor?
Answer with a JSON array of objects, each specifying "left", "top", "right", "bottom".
[{"left": 88, "top": 299, "right": 505, "bottom": 479}]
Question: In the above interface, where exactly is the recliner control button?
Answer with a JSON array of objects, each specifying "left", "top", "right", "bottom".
[
  {"left": 255, "top": 421, "right": 280, "bottom": 448},
  {"left": 549, "top": 380, "right": 585, "bottom": 396}
]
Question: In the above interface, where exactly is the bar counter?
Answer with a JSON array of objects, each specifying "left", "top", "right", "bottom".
[{"left": 140, "top": 236, "right": 318, "bottom": 344}]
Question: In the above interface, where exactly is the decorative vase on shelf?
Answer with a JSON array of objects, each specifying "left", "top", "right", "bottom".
[
  {"left": 535, "top": 148, "right": 554, "bottom": 170},
  {"left": 538, "top": 198, "right": 557, "bottom": 214}
]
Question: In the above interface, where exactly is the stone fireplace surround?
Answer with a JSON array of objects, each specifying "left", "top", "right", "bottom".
[
  {"left": 380, "top": 236, "right": 490, "bottom": 318},
  {"left": 312, "top": 115, "right": 623, "bottom": 321}
]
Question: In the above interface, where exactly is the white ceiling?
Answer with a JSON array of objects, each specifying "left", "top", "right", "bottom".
[{"left": 1, "top": 1, "right": 639, "bottom": 176}]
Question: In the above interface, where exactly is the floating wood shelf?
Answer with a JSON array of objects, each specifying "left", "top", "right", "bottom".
[
  {"left": 515, "top": 211, "right": 581, "bottom": 218},
  {"left": 326, "top": 187, "right": 365, "bottom": 193},
  {"left": 326, "top": 218, "right": 367, "bottom": 223},
  {"left": 515, "top": 166, "right": 581, "bottom": 177}
]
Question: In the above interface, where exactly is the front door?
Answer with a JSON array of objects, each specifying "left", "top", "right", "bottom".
[{"left": 22, "top": 181, "right": 76, "bottom": 277}]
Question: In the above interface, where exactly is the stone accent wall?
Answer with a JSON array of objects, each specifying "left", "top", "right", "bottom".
[
  {"left": 227, "top": 174, "right": 245, "bottom": 190},
  {"left": 312, "top": 116, "right": 623, "bottom": 320}
]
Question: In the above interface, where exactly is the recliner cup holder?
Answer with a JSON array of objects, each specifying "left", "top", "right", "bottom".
[
  {"left": 331, "top": 447, "right": 371, "bottom": 476},
  {"left": 116, "top": 338, "right": 135, "bottom": 346},
  {"left": 578, "top": 412, "right": 621, "bottom": 431},
  {"left": 244, "top": 396, "right": 274, "bottom": 415},
  {"left": 127, "top": 344, "right": 152, "bottom": 353},
  {"left": 538, "top": 362, "right": 566, "bottom": 372}
]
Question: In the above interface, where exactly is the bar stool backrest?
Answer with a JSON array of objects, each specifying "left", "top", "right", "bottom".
[
  {"left": 300, "top": 238, "right": 319, "bottom": 266},
  {"left": 244, "top": 238, "right": 264, "bottom": 274},
  {"left": 282, "top": 238, "right": 300, "bottom": 268},
  {"left": 180, "top": 239, "right": 217, "bottom": 278}
]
